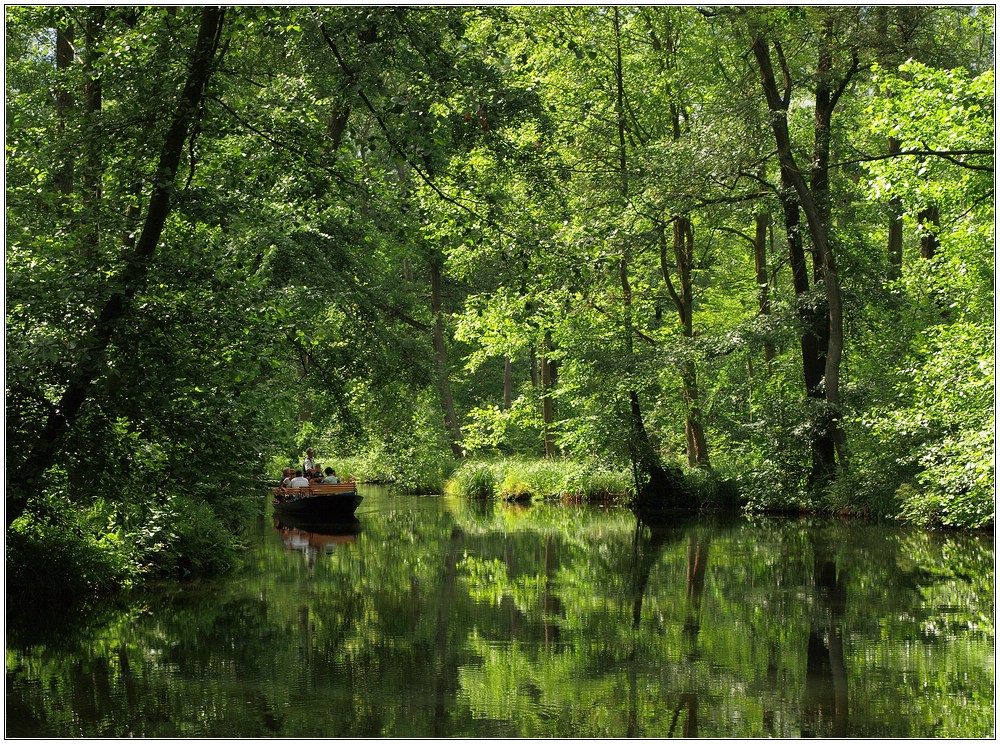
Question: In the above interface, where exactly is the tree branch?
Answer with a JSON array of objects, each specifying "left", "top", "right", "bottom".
[
  {"left": 831, "top": 147, "right": 994, "bottom": 172},
  {"left": 318, "top": 22, "right": 515, "bottom": 238}
]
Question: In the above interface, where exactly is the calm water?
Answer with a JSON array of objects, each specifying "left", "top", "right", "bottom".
[{"left": 6, "top": 487, "right": 995, "bottom": 738}]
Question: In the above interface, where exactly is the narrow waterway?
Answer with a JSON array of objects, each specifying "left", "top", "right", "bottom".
[{"left": 6, "top": 487, "right": 994, "bottom": 737}]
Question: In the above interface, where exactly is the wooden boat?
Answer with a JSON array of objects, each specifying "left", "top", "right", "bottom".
[{"left": 272, "top": 482, "right": 363, "bottom": 519}]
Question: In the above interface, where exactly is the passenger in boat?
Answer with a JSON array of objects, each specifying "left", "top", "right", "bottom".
[
  {"left": 322, "top": 467, "right": 340, "bottom": 484},
  {"left": 303, "top": 448, "right": 317, "bottom": 473},
  {"left": 308, "top": 468, "right": 325, "bottom": 484},
  {"left": 288, "top": 470, "right": 310, "bottom": 488},
  {"left": 280, "top": 468, "right": 295, "bottom": 488}
]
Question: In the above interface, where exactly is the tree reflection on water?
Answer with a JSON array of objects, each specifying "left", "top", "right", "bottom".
[{"left": 5, "top": 491, "right": 994, "bottom": 738}]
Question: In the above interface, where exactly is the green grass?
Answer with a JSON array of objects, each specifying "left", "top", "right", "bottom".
[{"left": 445, "top": 458, "right": 633, "bottom": 503}]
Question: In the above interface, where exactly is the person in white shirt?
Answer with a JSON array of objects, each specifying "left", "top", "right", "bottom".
[
  {"left": 288, "top": 470, "right": 310, "bottom": 488},
  {"left": 303, "top": 448, "right": 317, "bottom": 473}
]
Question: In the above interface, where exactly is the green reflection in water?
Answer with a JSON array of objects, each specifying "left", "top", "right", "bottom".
[{"left": 6, "top": 487, "right": 994, "bottom": 737}]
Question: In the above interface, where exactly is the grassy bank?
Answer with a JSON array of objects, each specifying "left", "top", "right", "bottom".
[{"left": 444, "top": 458, "right": 631, "bottom": 503}]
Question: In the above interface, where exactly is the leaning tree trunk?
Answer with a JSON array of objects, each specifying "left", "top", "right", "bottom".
[
  {"left": 7, "top": 7, "right": 227, "bottom": 527},
  {"left": 612, "top": 8, "right": 671, "bottom": 494}
]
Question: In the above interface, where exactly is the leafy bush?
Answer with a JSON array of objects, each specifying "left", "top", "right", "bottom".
[
  {"left": 135, "top": 494, "right": 246, "bottom": 578},
  {"left": 6, "top": 492, "right": 139, "bottom": 608},
  {"left": 898, "top": 427, "right": 995, "bottom": 528},
  {"left": 500, "top": 459, "right": 565, "bottom": 499},
  {"left": 859, "top": 319, "right": 994, "bottom": 528},
  {"left": 684, "top": 467, "right": 742, "bottom": 511},
  {"left": 738, "top": 460, "right": 809, "bottom": 514},
  {"left": 561, "top": 464, "right": 633, "bottom": 502}
]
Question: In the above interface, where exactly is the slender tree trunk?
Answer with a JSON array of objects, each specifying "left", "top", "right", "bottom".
[
  {"left": 540, "top": 332, "right": 558, "bottom": 459},
  {"left": 887, "top": 137, "right": 904, "bottom": 280},
  {"left": 429, "top": 257, "right": 464, "bottom": 458},
  {"left": 8, "top": 7, "right": 227, "bottom": 526},
  {"left": 647, "top": 11, "right": 711, "bottom": 470},
  {"left": 661, "top": 218, "right": 710, "bottom": 469},
  {"left": 754, "top": 208, "right": 775, "bottom": 364},
  {"left": 503, "top": 358, "right": 513, "bottom": 410},
  {"left": 55, "top": 22, "right": 75, "bottom": 197},
  {"left": 81, "top": 7, "right": 105, "bottom": 262}
]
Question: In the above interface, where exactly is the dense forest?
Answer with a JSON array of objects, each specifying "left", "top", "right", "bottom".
[{"left": 5, "top": 6, "right": 994, "bottom": 602}]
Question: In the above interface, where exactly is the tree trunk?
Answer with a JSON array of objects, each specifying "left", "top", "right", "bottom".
[
  {"left": 55, "top": 22, "right": 75, "bottom": 197},
  {"left": 887, "top": 137, "right": 904, "bottom": 280},
  {"left": 751, "top": 29, "right": 849, "bottom": 475},
  {"left": 780, "top": 167, "right": 836, "bottom": 481},
  {"left": 646, "top": 10, "right": 711, "bottom": 470},
  {"left": 809, "top": 17, "right": 850, "bottom": 469},
  {"left": 613, "top": 8, "right": 667, "bottom": 489},
  {"left": 681, "top": 360, "right": 709, "bottom": 468},
  {"left": 81, "top": 7, "right": 105, "bottom": 261},
  {"left": 917, "top": 204, "right": 940, "bottom": 259},
  {"left": 7, "top": 7, "right": 227, "bottom": 526},
  {"left": 429, "top": 257, "right": 464, "bottom": 458},
  {"left": 540, "top": 332, "right": 558, "bottom": 459},
  {"left": 503, "top": 358, "right": 513, "bottom": 410},
  {"left": 754, "top": 208, "right": 775, "bottom": 364},
  {"left": 662, "top": 217, "right": 710, "bottom": 469}
]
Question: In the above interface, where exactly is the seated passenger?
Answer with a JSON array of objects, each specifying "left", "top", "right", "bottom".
[
  {"left": 280, "top": 468, "right": 294, "bottom": 488},
  {"left": 309, "top": 468, "right": 325, "bottom": 484},
  {"left": 322, "top": 467, "right": 340, "bottom": 484},
  {"left": 288, "top": 470, "right": 310, "bottom": 488}
]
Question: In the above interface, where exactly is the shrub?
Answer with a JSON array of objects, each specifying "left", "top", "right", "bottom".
[
  {"left": 6, "top": 493, "right": 138, "bottom": 608},
  {"left": 445, "top": 460, "right": 499, "bottom": 499},
  {"left": 898, "top": 427, "right": 995, "bottom": 528},
  {"left": 738, "top": 460, "right": 808, "bottom": 514},
  {"left": 684, "top": 467, "right": 743, "bottom": 511},
  {"left": 136, "top": 494, "right": 245, "bottom": 578}
]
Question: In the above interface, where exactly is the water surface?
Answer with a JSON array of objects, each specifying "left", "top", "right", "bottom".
[{"left": 6, "top": 488, "right": 994, "bottom": 737}]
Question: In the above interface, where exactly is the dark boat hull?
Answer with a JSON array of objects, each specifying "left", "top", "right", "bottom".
[{"left": 273, "top": 491, "right": 363, "bottom": 519}]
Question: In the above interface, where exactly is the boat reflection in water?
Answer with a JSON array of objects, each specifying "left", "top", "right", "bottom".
[{"left": 273, "top": 515, "right": 362, "bottom": 569}]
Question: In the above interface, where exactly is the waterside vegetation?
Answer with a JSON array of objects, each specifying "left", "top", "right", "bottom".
[{"left": 5, "top": 6, "right": 994, "bottom": 606}]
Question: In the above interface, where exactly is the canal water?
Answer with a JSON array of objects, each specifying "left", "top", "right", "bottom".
[{"left": 5, "top": 487, "right": 994, "bottom": 737}]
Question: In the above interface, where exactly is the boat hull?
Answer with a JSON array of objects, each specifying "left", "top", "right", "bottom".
[{"left": 273, "top": 489, "right": 363, "bottom": 519}]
